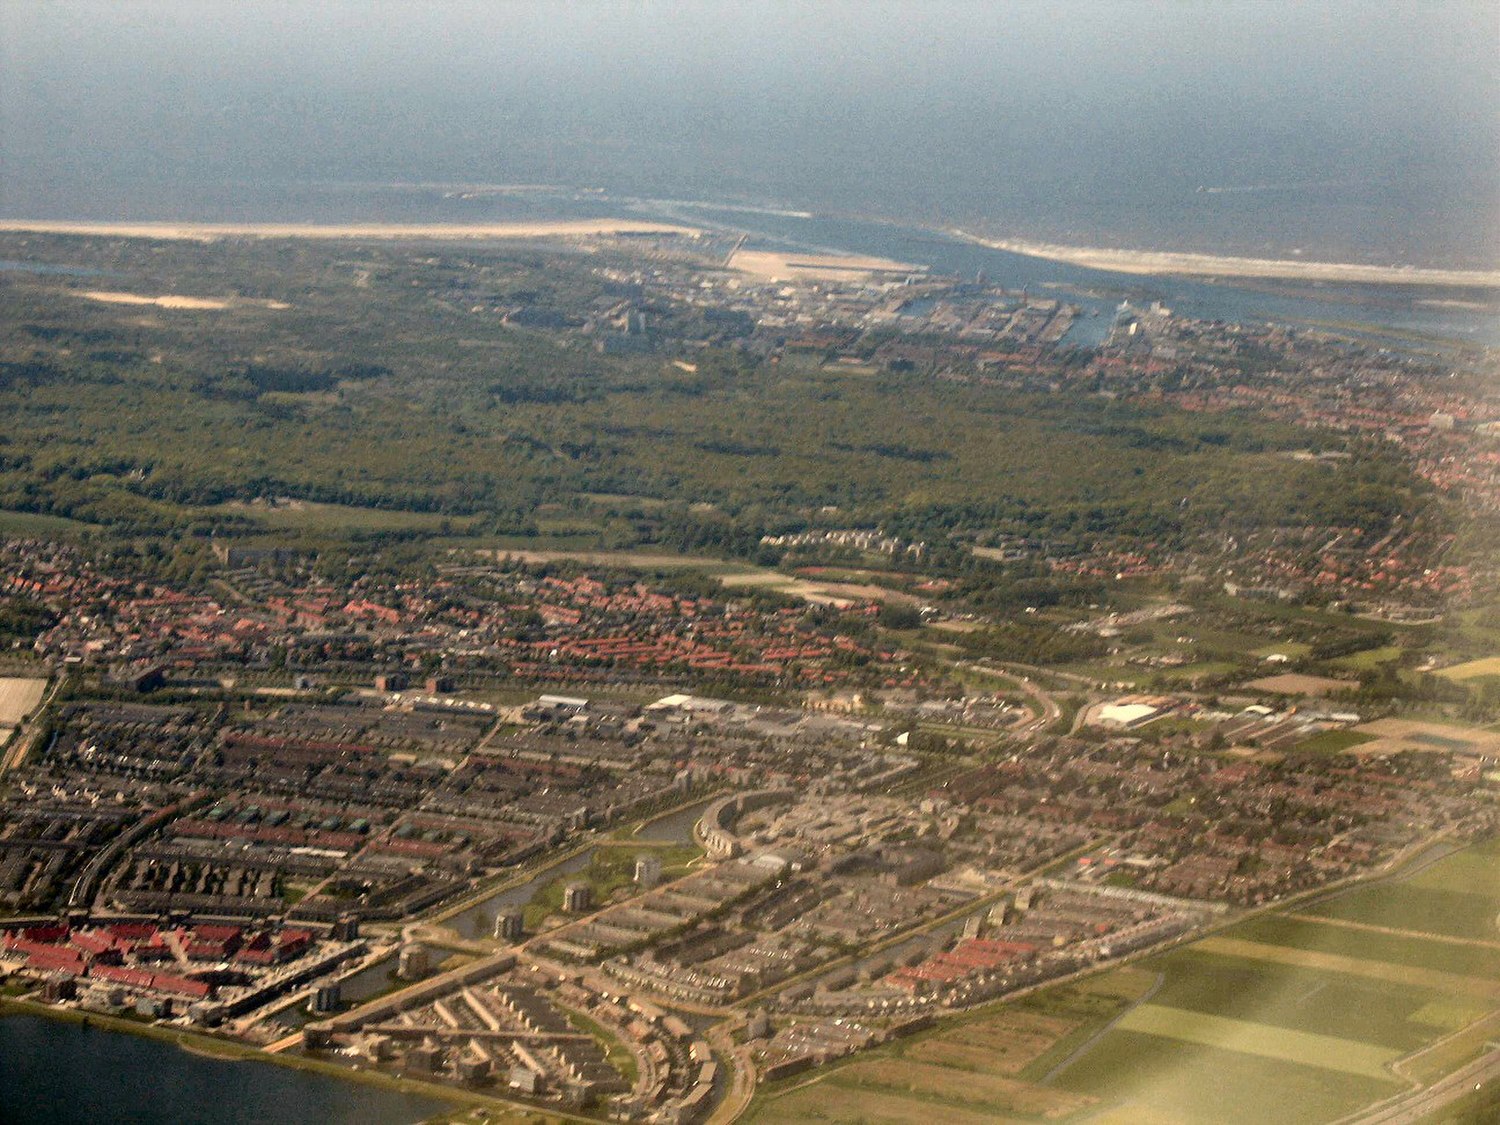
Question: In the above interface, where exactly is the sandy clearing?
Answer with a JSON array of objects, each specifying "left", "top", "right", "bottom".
[
  {"left": 1244, "top": 672, "right": 1359, "bottom": 696},
  {"left": 728, "top": 247, "right": 921, "bottom": 283},
  {"left": 1348, "top": 717, "right": 1500, "bottom": 757},
  {"left": 0, "top": 677, "right": 47, "bottom": 726},
  {"left": 951, "top": 231, "right": 1500, "bottom": 288},
  {"left": 1, "top": 218, "right": 701, "bottom": 243},
  {"left": 76, "top": 290, "right": 231, "bottom": 310}
]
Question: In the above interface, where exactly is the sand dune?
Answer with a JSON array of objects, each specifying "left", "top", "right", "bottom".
[
  {"left": 952, "top": 231, "right": 1500, "bottom": 288},
  {"left": 0, "top": 218, "right": 701, "bottom": 242}
]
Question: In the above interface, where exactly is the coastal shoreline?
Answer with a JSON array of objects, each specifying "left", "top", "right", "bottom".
[
  {"left": 950, "top": 230, "right": 1500, "bottom": 289},
  {"left": 0, "top": 218, "right": 703, "bottom": 242},
  {"left": 5, "top": 216, "right": 1497, "bottom": 292}
]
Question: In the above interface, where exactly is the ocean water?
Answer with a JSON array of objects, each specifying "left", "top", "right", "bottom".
[{"left": 3, "top": 2, "right": 1496, "bottom": 271}]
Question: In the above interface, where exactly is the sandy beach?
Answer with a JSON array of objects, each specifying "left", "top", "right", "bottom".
[
  {"left": 952, "top": 231, "right": 1500, "bottom": 288},
  {"left": 0, "top": 218, "right": 702, "bottom": 243}
]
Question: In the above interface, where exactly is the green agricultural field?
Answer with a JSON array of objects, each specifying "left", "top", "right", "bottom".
[
  {"left": 764, "top": 1057, "right": 1096, "bottom": 1120},
  {"left": 1052, "top": 1028, "right": 1397, "bottom": 1125},
  {"left": 1402, "top": 846, "right": 1500, "bottom": 898},
  {"left": 1232, "top": 915, "right": 1500, "bottom": 980},
  {"left": 1150, "top": 660, "right": 1244, "bottom": 683},
  {"left": 1114, "top": 1004, "right": 1401, "bottom": 1079},
  {"left": 1136, "top": 946, "right": 1455, "bottom": 1053},
  {"left": 749, "top": 970, "right": 1154, "bottom": 1123},
  {"left": 1330, "top": 645, "right": 1403, "bottom": 670},
  {"left": 0, "top": 508, "right": 94, "bottom": 537},
  {"left": 1301, "top": 883, "right": 1500, "bottom": 943},
  {"left": 1293, "top": 728, "right": 1378, "bottom": 755},
  {"left": 1039, "top": 839, "right": 1500, "bottom": 1123},
  {"left": 210, "top": 499, "right": 484, "bottom": 536}
]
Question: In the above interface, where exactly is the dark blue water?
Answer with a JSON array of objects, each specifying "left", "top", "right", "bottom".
[{"left": 0, "top": 1014, "right": 445, "bottom": 1125}]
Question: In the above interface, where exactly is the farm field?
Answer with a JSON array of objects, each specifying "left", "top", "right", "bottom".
[
  {"left": 0, "top": 509, "right": 94, "bottom": 537},
  {"left": 0, "top": 677, "right": 46, "bottom": 727},
  {"left": 1345, "top": 717, "right": 1500, "bottom": 759},
  {"left": 1439, "top": 656, "right": 1500, "bottom": 681},
  {"left": 750, "top": 837, "right": 1500, "bottom": 1124},
  {"left": 1292, "top": 728, "right": 1377, "bottom": 755},
  {"left": 763, "top": 1057, "right": 1096, "bottom": 1121},
  {"left": 1040, "top": 837, "right": 1500, "bottom": 1122},
  {"left": 1299, "top": 882, "right": 1500, "bottom": 943},
  {"left": 210, "top": 499, "right": 483, "bottom": 535},
  {"left": 1329, "top": 645, "right": 1404, "bottom": 670},
  {"left": 1053, "top": 1028, "right": 1397, "bottom": 1124},
  {"left": 1114, "top": 1004, "right": 1401, "bottom": 1079},
  {"left": 747, "top": 971, "right": 1154, "bottom": 1124},
  {"left": 1244, "top": 672, "right": 1358, "bottom": 696}
]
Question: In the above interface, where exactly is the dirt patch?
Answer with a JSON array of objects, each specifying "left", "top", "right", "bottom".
[
  {"left": 1243, "top": 673, "right": 1358, "bottom": 696},
  {"left": 0, "top": 678, "right": 46, "bottom": 726},
  {"left": 1349, "top": 718, "right": 1500, "bottom": 757}
]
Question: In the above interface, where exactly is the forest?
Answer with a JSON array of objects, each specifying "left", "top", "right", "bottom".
[{"left": 0, "top": 233, "right": 1430, "bottom": 566}]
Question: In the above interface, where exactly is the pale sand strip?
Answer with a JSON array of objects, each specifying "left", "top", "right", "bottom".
[
  {"left": 728, "top": 247, "right": 920, "bottom": 282},
  {"left": 75, "top": 291, "right": 230, "bottom": 310},
  {"left": 951, "top": 230, "right": 1500, "bottom": 288},
  {"left": 0, "top": 218, "right": 701, "bottom": 242}
]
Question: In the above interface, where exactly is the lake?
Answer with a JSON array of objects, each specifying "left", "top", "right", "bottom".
[{"left": 0, "top": 1014, "right": 446, "bottom": 1125}]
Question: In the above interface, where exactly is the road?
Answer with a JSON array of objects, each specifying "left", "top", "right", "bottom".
[
  {"left": 1344, "top": 1046, "right": 1500, "bottom": 1124},
  {"left": 706, "top": 1016, "right": 756, "bottom": 1125},
  {"left": 959, "top": 661, "right": 1064, "bottom": 734}
]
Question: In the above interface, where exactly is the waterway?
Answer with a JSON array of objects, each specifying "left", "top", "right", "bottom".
[
  {"left": 0, "top": 1014, "right": 445, "bottom": 1125},
  {"left": 442, "top": 794, "right": 717, "bottom": 941},
  {"left": 623, "top": 200, "right": 1500, "bottom": 348}
]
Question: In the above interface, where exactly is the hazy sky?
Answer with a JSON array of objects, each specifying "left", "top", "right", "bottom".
[{"left": 3, "top": 1, "right": 1496, "bottom": 260}]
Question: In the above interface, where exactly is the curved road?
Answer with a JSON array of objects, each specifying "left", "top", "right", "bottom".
[{"left": 1346, "top": 1047, "right": 1500, "bottom": 1124}]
